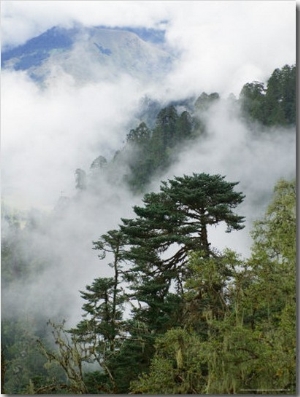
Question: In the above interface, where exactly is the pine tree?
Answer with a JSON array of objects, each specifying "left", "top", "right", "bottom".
[
  {"left": 194, "top": 92, "right": 220, "bottom": 112},
  {"left": 264, "top": 64, "right": 296, "bottom": 126},
  {"left": 130, "top": 179, "right": 296, "bottom": 393},
  {"left": 126, "top": 122, "right": 153, "bottom": 191},
  {"left": 68, "top": 230, "right": 128, "bottom": 392},
  {"left": 239, "top": 81, "right": 266, "bottom": 123},
  {"left": 120, "top": 173, "right": 245, "bottom": 347}
]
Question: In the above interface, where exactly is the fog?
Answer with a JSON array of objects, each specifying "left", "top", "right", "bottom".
[
  {"left": 2, "top": 2, "right": 295, "bottom": 95},
  {"left": 158, "top": 100, "right": 295, "bottom": 258},
  {"left": 2, "top": 85, "right": 295, "bottom": 326},
  {"left": 1, "top": 2, "right": 295, "bottom": 327}
]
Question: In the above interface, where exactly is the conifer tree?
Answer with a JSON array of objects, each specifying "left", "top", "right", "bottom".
[
  {"left": 68, "top": 230, "right": 128, "bottom": 392},
  {"left": 130, "top": 178, "right": 296, "bottom": 394},
  {"left": 121, "top": 173, "right": 245, "bottom": 335},
  {"left": 122, "top": 173, "right": 245, "bottom": 268}
]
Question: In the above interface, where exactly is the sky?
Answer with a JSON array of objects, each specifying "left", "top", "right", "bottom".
[
  {"left": 1, "top": 1, "right": 296, "bottom": 94},
  {"left": 1, "top": 1, "right": 296, "bottom": 207},
  {"left": 1, "top": 1, "right": 296, "bottom": 324}
]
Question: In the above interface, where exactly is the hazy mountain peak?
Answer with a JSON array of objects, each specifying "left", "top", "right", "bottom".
[{"left": 1, "top": 25, "right": 174, "bottom": 84}]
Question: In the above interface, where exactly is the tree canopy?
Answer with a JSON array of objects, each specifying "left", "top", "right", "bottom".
[
  {"left": 1, "top": 63, "right": 296, "bottom": 394},
  {"left": 2, "top": 173, "right": 295, "bottom": 394},
  {"left": 130, "top": 178, "right": 296, "bottom": 394},
  {"left": 239, "top": 64, "right": 296, "bottom": 126}
]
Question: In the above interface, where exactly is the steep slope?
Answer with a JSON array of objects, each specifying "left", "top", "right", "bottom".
[{"left": 2, "top": 25, "right": 174, "bottom": 84}]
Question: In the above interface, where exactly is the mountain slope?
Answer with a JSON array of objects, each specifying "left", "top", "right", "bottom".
[{"left": 1, "top": 25, "right": 174, "bottom": 84}]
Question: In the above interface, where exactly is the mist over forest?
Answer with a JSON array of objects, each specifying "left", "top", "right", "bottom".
[
  {"left": 1, "top": 2, "right": 296, "bottom": 394},
  {"left": 2, "top": 65, "right": 295, "bottom": 323}
]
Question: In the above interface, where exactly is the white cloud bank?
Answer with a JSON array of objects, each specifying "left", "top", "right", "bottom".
[
  {"left": 1, "top": 1, "right": 295, "bottom": 210},
  {"left": 1, "top": 1, "right": 296, "bottom": 324},
  {"left": 1, "top": 1, "right": 295, "bottom": 96}
]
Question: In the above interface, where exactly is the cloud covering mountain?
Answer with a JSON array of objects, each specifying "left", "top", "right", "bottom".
[
  {"left": 2, "top": 25, "right": 174, "bottom": 84},
  {"left": 1, "top": 1, "right": 296, "bottom": 326},
  {"left": 2, "top": 1, "right": 295, "bottom": 95}
]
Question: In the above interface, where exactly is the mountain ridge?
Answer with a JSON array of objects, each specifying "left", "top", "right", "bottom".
[{"left": 1, "top": 25, "right": 174, "bottom": 83}]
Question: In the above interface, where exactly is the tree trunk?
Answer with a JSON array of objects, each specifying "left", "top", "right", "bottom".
[{"left": 200, "top": 208, "right": 210, "bottom": 256}]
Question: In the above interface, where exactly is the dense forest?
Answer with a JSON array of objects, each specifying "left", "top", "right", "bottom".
[
  {"left": 1, "top": 64, "right": 296, "bottom": 394},
  {"left": 73, "top": 64, "right": 296, "bottom": 195}
]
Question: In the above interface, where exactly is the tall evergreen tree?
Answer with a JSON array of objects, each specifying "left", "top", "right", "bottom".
[
  {"left": 130, "top": 178, "right": 296, "bottom": 394},
  {"left": 126, "top": 122, "right": 151, "bottom": 147},
  {"left": 126, "top": 122, "right": 153, "bottom": 191},
  {"left": 121, "top": 173, "right": 245, "bottom": 337},
  {"left": 68, "top": 230, "right": 128, "bottom": 392},
  {"left": 122, "top": 173, "right": 245, "bottom": 266},
  {"left": 194, "top": 92, "right": 220, "bottom": 112},
  {"left": 264, "top": 64, "right": 296, "bottom": 126},
  {"left": 238, "top": 64, "right": 296, "bottom": 126},
  {"left": 155, "top": 105, "right": 179, "bottom": 149},
  {"left": 239, "top": 81, "right": 266, "bottom": 123},
  {"left": 176, "top": 110, "right": 193, "bottom": 144}
]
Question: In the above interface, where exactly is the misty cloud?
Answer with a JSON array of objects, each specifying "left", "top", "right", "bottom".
[
  {"left": 1, "top": 2, "right": 295, "bottom": 326},
  {"left": 2, "top": 177, "right": 137, "bottom": 326},
  {"left": 2, "top": 68, "right": 146, "bottom": 210},
  {"left": 158, "top": 100, "right": 295, "bottom": 256},
  {"left": 2, "top": 2, "right": 295, "bottom": 96}
]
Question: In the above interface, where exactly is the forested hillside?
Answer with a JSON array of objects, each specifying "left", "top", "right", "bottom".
[
  {"left": 1, "top": 64, "right": 296, "bottom": 394},
  {"left": 74, "top": 64, "right": 295, "bottom": 194}
]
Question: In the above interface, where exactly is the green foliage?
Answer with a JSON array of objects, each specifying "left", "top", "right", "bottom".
[
  {"left": 86, "top": 103, "right": 196, "bottom": 193},
  {"left": 195, "top": 92, "right": 220, "bottom": 112},
  {"left": 264, "top": 65, "right": 296, "bottom": 126},
  {"left": 125, "top": 122, "right": 153, "bottom": 191},
  {"left": 126, "top": 122, "right": 151, "bottom": 146},
  {"left": 68, "top": 230, "right": 129, "bottom": 392},
  {"left": 122, "top": 173, "right": 245, "bottom": 270},
  {"left": 2, "top": 318, "right": 66, "bottom": 394},
  {"left": 110, "top": 173, "right": 245, "bottom": 390},
  {"left": 239, "top": 64, "right": 296, "bottom": 126},
  {"left": 1, "top": 209, "right": 68, "bottom": 394},
  {"left": 2, "top": 64, "right": 295, "bottom": 393},
  {"left": 176, "top": 110, "right": 193, "bottom": 142},
  {"left": 243, "top": 179, "right": 296, "bottom": 392},
  {"left": 251, "top": 178, "right": 296, "bottom": 263},
  {"left": 106, "top": 327, "right": 155, "bottom": 393},
  {"left": 130, "top": 178, "right": 296, "bottom": 394},
  {"left": 154, "top": 105, "right": 180, "bottom": 149},
  {"left": 37, "top": 320, "right": 89, "bottom": 394},
  {"left": 125, "top": 106, "right": 194, "bottom": 192},
  {"left": 130, "top": 328, "right": 207, "bottom": 394},
  {"left": 70, "top": 64, "right": 295, "bottom": 195},
  {"left": 184, "top": 250, "right": 241, "bottom": 327},
  {"left": 239, "top": 81, "right": 266, "bottom": 123},
  {"left": 4, "top": 176, "right": 295, "bottom": 394},
  {"left": 2, "top": 210, "right": 35, "bottom": 285},
  {"left": 120, "top": 173, "right": 244, "bottom": 340},
  {"left": 73, "top": 64, "right": 295, "bottom": 194}
]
